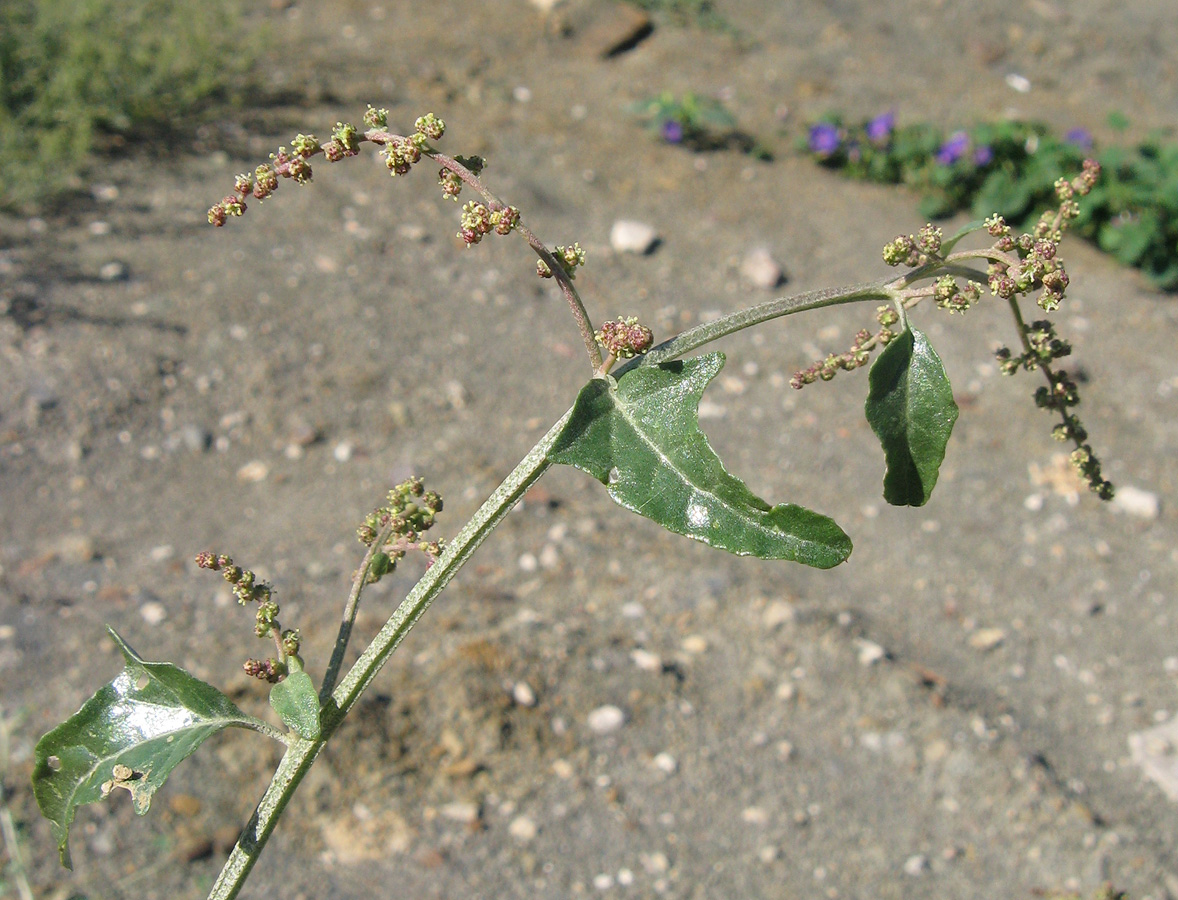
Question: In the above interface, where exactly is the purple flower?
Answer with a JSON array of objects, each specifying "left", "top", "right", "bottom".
[
  {"left": 661, "top": 119, "right": 685, "bottom": 144},
  {"left": 935, "top": 131, "right": 970, "bottom": 165},
  {"left": 809, "top": 122, "right": 841, "bottom": 156},
  {"left": 1065, "top": 127, "right": 1094, "bottom": 151},
  {"left": 973, "top": 145, "right": 994, "bottom": 166},
  {"left": 865, "top": 110, "right": 895, "bottom": 144}
]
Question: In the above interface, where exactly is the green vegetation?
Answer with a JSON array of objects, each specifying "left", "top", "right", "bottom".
[
  {"left": 805, "top": 114, "right": 1178, "bottom": 289},
  {"left": 0, "top": 0, "right": 257, "bottom": 210},
  {"left": 627, "top": 0, "right": 730, "bottom": 31}
]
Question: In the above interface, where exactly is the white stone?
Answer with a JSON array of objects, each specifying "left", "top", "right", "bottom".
[
  {"left": 332, "top": 441, "right": 353, "bottom": 463},
  {"left": 552, "top": 759, "right": 575, "bottom": 779},
  {"left": 968, "top": 627, "right": 1006, "bottom": 651},
  {"left": 903, "top": 854, "right": 929, "bottom": 875},
  {"left": 653, "top": 752, "right": 677, "bottom": 774},
  {"left": 1113, "top": 485, "right": 1160, "bottom": 519},
  {"left": 856, "top": 638, "right": 887, "bottom": 666},
  {"left": 512, "top": 682, "right": 537, "bottom": 707},
  {"left": 631, "top": 649, "right": 661, "bottom": 671},
  {"left": 681, "top": 634, "right": 708, "bottom": 654},
  {"left": 740, "top": 247, "right": 786, "bottom": 289},
  {"left": 440, "top": 801, "right": 479, "bottom": 824},
  {"left": 640, "top": 852, "right": 669, "bottom": 874},
  {"left": 508, "top": 815, "right": 538, "bottom": 842},
  {"left": 139, "top": 601, "right": 167, "bottom": 625},
  {"left": 236, "top": 460, "right": 269, "bottom": 483},
  {"left": 587, "top": 704, "right": 626, "bottom": 734},
  {"left": 741, "top": 806, "right": 769, "bottom": 825},
  {"left": 1130, "top": 719, "right": 1178, "bottom": 801},
  {"left": 610, "top": 219, "right": 658, "bottom": 254},
  {"left": 763, "top": 600, "right": 797, "bottom": 629},
  {"left": 99, "top": 261, "right": 129, "bottom": 282}
]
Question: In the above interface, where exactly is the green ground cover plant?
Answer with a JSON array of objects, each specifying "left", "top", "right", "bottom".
[
  {"left": 32, "top": 108, "right": 1116, "bottom": 899},
  {"left": 0, "top": 0, "right": 255, "bottom": 210},
  {"left": 803, "top": 112, "right": 1178, "bottom": 289}
]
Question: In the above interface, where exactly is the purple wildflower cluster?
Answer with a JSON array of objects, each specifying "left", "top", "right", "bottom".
[{"left": 934, "top": 131, "right": 994, "bottom": 168}]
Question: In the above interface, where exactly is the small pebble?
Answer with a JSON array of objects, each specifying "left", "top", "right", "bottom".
[
  {"left": 641, "top": 852, "right": 669, "bottom": 874},
  {"left": 91, "top": 183, "right": 119, "bottom": 202},
  {"left": 1005, "top": 73, "right": 1032, "bottom": 93},
  {"left": 440, "top": 801, "right": 479, "bottom": 824},
  {"left": 740, "top": 247, "right": 786, "bottom": 289},
  {"left": 610, "top": 219, "right": 658, "bottom": 254},
  {"left": 149, "top": 545, "right": 174, "bottom": 562},
  {"left": 333, "top": 441, "right": 353, "bottom": 463},
  {"left": 55, "top": 534, "right": 97, "bottom": 564},
  {"left": 180, "top": 425, "right": 211, "bottom": 453},
  {"left": 140, "top": 601, "right": 167, "bottom": 625},
  {"left": 681, "top": 634, "right": 708, "bottom": 654},
  {"left": 758, "top": 845, "right": 779, "bottom": 863},
  {"left": 587, "top": 704, "right": 626, "bottom": 734},
  {"left": 631, "top": 649, "right": 661, "bottom": 671},
  {"left": 763, "top": 600, "right": 797, "bottom": 629},
  {"left": 969, "top": 627, "right": 1006, "bottom": 651},
  {"left": 99, "top": 261, "right": 129, "bottom": 282},
  {"left": 552, "top": 759, "right": 575, "bottom": 778},
  {"left": 741, "top": 806, "right": 769, "bottom": 825},
  {"left": 508, "top": 815, "right": 538, "bottom": 842},
  {"left": 653, "top": 752, "right": 677, "bottom": 774},
  {"left": 1113, "top": 485, "right": 1160, "bottom": 519},
  {"left": 903, "top": 854, "right": 929, "bottom": 875},
  {"left": 538, "top": 544, "right": 560, "bottom": 568},
  {"left": 512, "top": 682, "right": 537, "bottom": 707},
  {"left": 593, "top": 873, "right": 615, "bottom": 891},
  {"left": 856, "top": 639, "right": 887, "bottom": 666},
  {"left": 237, "top": 460, "right": 269, "bottom": 483}
]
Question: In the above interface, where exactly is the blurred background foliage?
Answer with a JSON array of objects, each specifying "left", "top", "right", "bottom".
[{"left": 0, "top": 0, "right": 261, "bottom": 211}]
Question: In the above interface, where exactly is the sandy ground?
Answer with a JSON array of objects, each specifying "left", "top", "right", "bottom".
[{"left": 3, "top": 1, "right": 1178, "bottom": 898}]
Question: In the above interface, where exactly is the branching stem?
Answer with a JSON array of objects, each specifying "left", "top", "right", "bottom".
[{"left": 205, "top": 275, "right": 893, "bottom": 900}]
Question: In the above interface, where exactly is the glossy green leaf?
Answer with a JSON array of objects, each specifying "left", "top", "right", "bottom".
[
  {"left": 269, "top": 657, "right": 320, "bottom": 740},
  {"left": 549, "top": 353, "right": 851, "bottom": 568},
  {"left": 33, "top": 628, "right": 267, "bottom": 868},
  {"left": 865, "top": 327, "right": 958, "bottom": 506}
]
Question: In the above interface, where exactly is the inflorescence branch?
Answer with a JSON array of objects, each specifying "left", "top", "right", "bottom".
[
  {"left": 791, "top": 159, "right": 1111, "bottom": 498},
  {"left": 208, "top": 108, "right": 603, "bottom": 372}
]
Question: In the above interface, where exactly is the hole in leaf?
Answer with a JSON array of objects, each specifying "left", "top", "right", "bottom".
[
  {"left": 607, "top": 467, "right": 620, "bottom": 485},
  {"left": 47, "top": 755, "right": 62, "bottom": 771},
  {"left": 135, "top": 673, "right": 151, "bottom": 691}
]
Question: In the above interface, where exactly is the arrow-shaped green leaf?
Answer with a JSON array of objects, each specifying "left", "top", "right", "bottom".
[
  {"left": 865, "top": 327, "right": 959, "bottom": 506},
  {"left": 549, "top": 353, "right": 851, "bottom": 568},
  {"left": 33, "top": 628, "right": 269, "bottom": 868}
]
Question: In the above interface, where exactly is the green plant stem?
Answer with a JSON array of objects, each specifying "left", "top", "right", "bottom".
[
  {"left": 627, "top": 279, "right": 899, "bottom": 372},
  {"left": 206, "top": 276, "right": 896, "bottom": 900},
  {"left": 318, "top": 518, "right": 398, "bottom": 703},
  {"left": 207, "top": 412, "right": 569, "bottom": 900}
]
